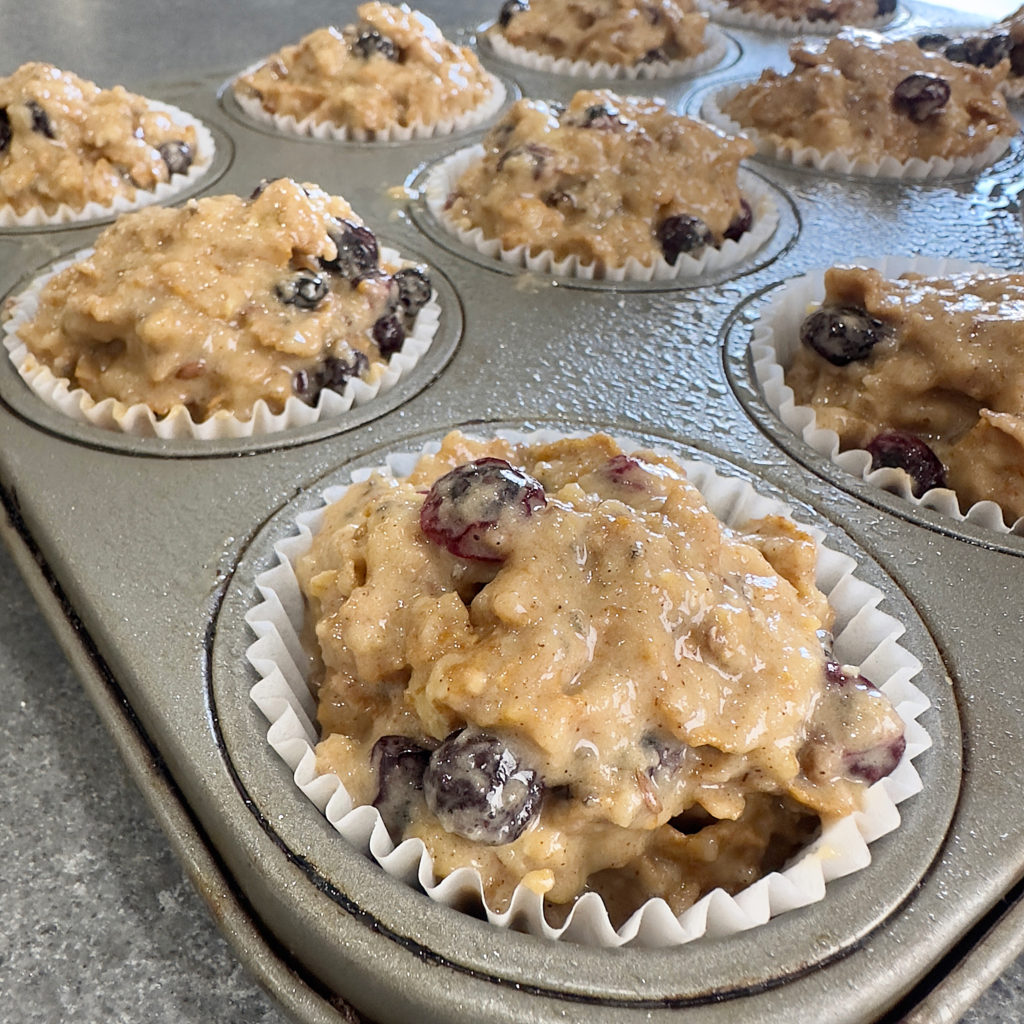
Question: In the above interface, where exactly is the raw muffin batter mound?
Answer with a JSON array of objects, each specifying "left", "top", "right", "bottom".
[
  {"left": 234, "top": 2, "right": 498, "bottom": 135},
  {"left": 442, "top": 89, "right": 756, "bottom": 270},
  {"left": 13, "top": 178, "right": 433, "bottom": 422},
  {"left": 787, "top": 265, "right": 1024, "bottom": 522},
  {"left": 0, "top": 62, "right": 198, "bottom": 216},
  {"left": 713, "top": 0, "right": 893, "bottom": 25},
  {"left": 299, "top": 432, "right": 907, "bottom": 919}
]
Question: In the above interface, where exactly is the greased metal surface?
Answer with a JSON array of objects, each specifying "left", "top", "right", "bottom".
[{"left": 0, "top": 3, "right": 1021, "bottom": 1024}]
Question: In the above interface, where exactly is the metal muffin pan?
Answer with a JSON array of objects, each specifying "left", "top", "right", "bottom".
[{"left": 1, "top": 2, "right": 1022, "bottom": 1021}]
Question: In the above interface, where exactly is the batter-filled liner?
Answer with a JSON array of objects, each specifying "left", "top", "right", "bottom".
[
  {"left": 245, "top": 428, "right": 931, "bottom": 948},
  {"left": 694, "top": 0, "right": 897, "bottom": 35}
]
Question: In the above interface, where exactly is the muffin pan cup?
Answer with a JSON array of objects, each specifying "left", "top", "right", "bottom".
[{"left": 2, "top": 2, "right": 1024, "bottom": 1023}]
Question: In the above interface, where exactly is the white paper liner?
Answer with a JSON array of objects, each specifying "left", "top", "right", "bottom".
[
  {"left": 751, "top": 255, "right": 1024, "bottom": 535},
  {"left": 483, "top": 22, "right": 729, "bottom": 79},
  {"left": 0, "top": 101, "right": 215, "bottom": 229},
  {"left": 244, "top": 427, "right": 932, "bottom": 949},
  {"left": 424, "top": 144, "right": 778, "bottom": 281},
  {"left": 231, "top": 64, "right": 507, "bottom": 142},
  {"left": 695, "top": 0, "right": 896, "bottom": 35},
  {"left": 703, "top": 82, "right": 1014, "bottom": 180},
  {"left": 2, "top": 247, "right": 441, "bottom": 440}
]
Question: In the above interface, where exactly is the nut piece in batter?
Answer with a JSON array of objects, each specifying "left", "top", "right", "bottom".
[
  {"left": 234, "top": 2, "right": 500, "bottom": 136},
  {"left": 722, "top": 31, "right": 1017, "bottom": 165},
  {"left": 0, "top": 62, "right": 199, "bottom": 217},
  {"left": 13, "top": 178, "right": 433, "bottom": 423},
  {"left": 712, "top": 0, "right": 894, "bottom": 26},
  {"left": 491, "top": 0, "right": 710, "bottom": 68},
  {"left": 299, "top": 431, "right": 906, "bottom": 919},
  {"left": 442, "top": 89, "right": 755, "bottom": 271},
  {"left": 786, "top": 265, "right": 1024, "bottom": 523}
]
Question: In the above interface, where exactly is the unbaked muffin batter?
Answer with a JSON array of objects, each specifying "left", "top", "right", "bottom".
[
  {"left": 723, "top": 31, "right": 1016, "bottom": 163},
  {"left": 786, "top": 266, "right": 1024, "bottom": 521},
  {"left": 718, "top": 0, "right": 891, "bottom": 23},
  {"left": 443, "top": 89, "right": 755, "bottom": 270},
  {"left": 491, "top": 0, "right": 709, "bottom": 67},
  {"left": 234, "top": 3, "right": 497, "bottom": 134},
  {"left": 14, "top": 178, "right": 432, "bottom": 422},
  {"left": 300, "top": 432, "right": 906, "bottom": 918},
  {"left": 0, "top": 62, "right": 198, "bottom": 216}
]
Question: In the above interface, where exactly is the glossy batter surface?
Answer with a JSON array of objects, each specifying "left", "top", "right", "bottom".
[
  {"left": 720, "top": 0, "right": 885, "bottom": 22},
  {"left": 301, "top": 432, "right": 906, "bottom": 918}
]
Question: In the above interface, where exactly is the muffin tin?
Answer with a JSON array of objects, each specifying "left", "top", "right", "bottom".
[{"left": 1, "top": 1, "right": 1022, "bottom": 1021}]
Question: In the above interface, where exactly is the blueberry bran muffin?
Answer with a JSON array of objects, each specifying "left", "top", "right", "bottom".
[
  {"left": 0, "top": 62, "right": 198, "bottom": 218},
  {"left": 441, "top": 89, "right": 756, "bottom": 272},
  {"left": 722, "top": 30, "right": 1017, "bottom": 165},
  {"left": 491, "top": 0, "right": 711, "bottom": 70},
  {"left": 12, "top": 178, "right": 433, "bottom": 424},
  {"left": 711, "top": 0, "right": 895, "bottom": 26},
  {"left": 786, "top": 266, "right": 1024, "bottom": 523},
  {"left": 234, "top": 2, "right": 499, "bottom": 137},
  {"left": 298, "top": 431, "right": 907, "bottom": 921}
]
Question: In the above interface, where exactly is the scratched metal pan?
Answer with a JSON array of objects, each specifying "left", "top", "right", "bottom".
[{"left": 0, "top": 1, "right": 1021, "bottom": 1021}]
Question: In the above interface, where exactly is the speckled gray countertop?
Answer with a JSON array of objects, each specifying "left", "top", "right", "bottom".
[{"left": 2, "top": 0, "right": 1024, "bottom": 1021}]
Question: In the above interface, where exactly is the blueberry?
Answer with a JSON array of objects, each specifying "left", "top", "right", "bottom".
[
  {"left": 158, "top": 140, "right": 193, "bottom": 176},
  {"left": 351, "top": 28, "right": 398, "bottom": 60},
  {"left": 641, "top": 732, "right": 688, "bottom": 781},
  {"left": 293, "top": 351, "right": 369, "bottom": 403},
  {"left": 656, "top": 213, "right": 713, "bottom": 264},
  {"left": 324, "top": 220, "right": 379, "bottom": 279},
  {"left": 420, "top": 457, "right": 547, "bottom": 562},
  {"left": 943, "top": 41, "right": 974, "bottom": 65},
  {"left": 844, "top": 734, "right": 906, "bottom": 785},
  {"left": 275, "top": 271, "right": 329, "bottom": 310},
  {"left": 866, "top": 430, "right": 947, "bottom": 497},
  {"left": 371, "top": 735, "right": 432, "bottom": 838},
  {"left": 639, "top": 47, "right": 668, "bottom": 64},
  {"left": 916, "top": 33, "right": 950, "bottom": 51},
  {"left": 1010, "top": 40, "right": 1024, "bottom": 76},
  {"left": 799, "top": 305, "right": 886, "bottom": 366},
  {"left": 0, "top": 108, "right": 9, "bottom": 153},
  {"left": 26, "top": 100, "right": 54, "bottom": 138},
  {"left": 893, "top": 73, "right": 951, "bottom": 122},
  {"left": 498, "top": 0, "right": 528, "bottom": 26},
  {"left": 393, "top": 267, "right": 432, "bottom": 318},
  {"left": 423, "top": 730, "right": 543, "bottom": 845},
  {"left": 578, "top": 103, "right": 622, "bottom": 129},
  {"left": 496, "top": 143, "right": 552, "bottom": 179},
  {"left": 602, "top": 453, "right": 650, "bottom": 490},
  {"left": 372, "top": 314, "right": 405, "bottom": 358},
  {"left": 875, "top": 0, "right": 896, "bottom": 14},
  {"left": 978, "top": 33, "right": 1013, "bottom": 67},
  {"left": 723, "top": 198, "right": 753, "bottom": 242}
]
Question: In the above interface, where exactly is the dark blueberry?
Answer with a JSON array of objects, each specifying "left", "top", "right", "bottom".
[
  {"left": 893, "top": 73, "right": 951, "bottom": 122},
  {"left": 371, "top": 735, "right": 432, "bottom": 838},
  {"left": 656, "top": 213, "right": 713, "bottom": 265},
  {"left": 799, "top": 305, "right": 886, "bottom": 366},
  {"left": 639, "top": 47, "right": 668, "bottom": 64},
  {"left": 602, "top": 453, "right": 649, "bottom": 490},
  {"left": 393, "top": 267, "right": 432, "bottom": 318},
  {"left": 916, "top": 33, "right": 950, "bottom": 51},
  {"left": 293, "top": 351, "right": 370, "bottom": 403},
  {"left": 498, "top": 0, "right": 528, "bottom": 27},
  {"left": 943, "top": 40, "right": 975, "bottom": 65},
  {"left": 420, "top": 457, "right": 547, "bottom": 562},
  {"left": 844, "top": 733, "right": 906, "bottom": 785},
  {"left": 806, "top": 7, "right": 836, "bottom": 22},
  {"left": 423, "top": 730, "right": 543, "bottom": 845},
  {"left": 275, "top": 271, "right": 329, "bottom": 311},
  {"left": 0, "top": 108, "right": 9, "bottom": 154},
  {"left": 496, "top": 143, "right": 552, "bottom": 179},
  {"left": 26, "top": 100, "right": 54, "bottom": 139},
  {"left": 372, "top": 314, "right": 405, "bottom": 358},
  {"left": 641, "top": 732, "right": 688, "bottom": 781},
  {"left": 543, "top": 189, "right": 576, "bottom": 210},
  {"left": 875, "top": 0, "right": 896, "bottom": 15},
  {"left": 978, "top": 33, "right": 1013, "bottom": 67},
  {"left": 249, "top": 177, "right": 281, "bottom": 200},
  {"left": 723, "top": 198, "right": 753, "bottom": 242},
  {"left": 1010, "top": 40, "right": 1024, "bottom": 76},
  {"left": 351, "top": 28, "right": 398, "bottom": 60},
  {"left": 866, "top": 430, "right": 947, "bottom": 497},
  {"left": 324, "top": 220, "right": 379, "bottom": 279},
  {"left": 158, "top": 140, "right": 193, "bottom": 176},
  {"left": 578, "top": 103, "right": 622, "bottom": 130}
]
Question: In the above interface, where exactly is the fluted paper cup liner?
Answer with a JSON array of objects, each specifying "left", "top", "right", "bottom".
[
  {"left": 0, "top": 102, "right": 215, "bottom": 229},
  {"left": 232, "top": 66, "right": 506, "bottom": 142},
  {"left": 751, "top": 255, "right": 1024, "bottom": 535},
  {"left": 483, "top": 22, "right": 729, "bottom": 79},
  {"left": 695, "top": 0, "right": 897, "bottom": 35},
  {"left": 2, "top": 247, "right": 440, "bottom": 440},
  {"left": 703, "top": 82, "right": 1014, "bottom": 179},
  {"left": 244, "top": 426, "right": 932, "bottom": 949},
  {"left": 424, "top": 145, "right": 778, "bottom": 280}
]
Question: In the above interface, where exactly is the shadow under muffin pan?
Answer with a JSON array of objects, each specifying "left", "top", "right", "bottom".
[{"left": 3, "top": 4, "right": 1024, "bottom": 1021}]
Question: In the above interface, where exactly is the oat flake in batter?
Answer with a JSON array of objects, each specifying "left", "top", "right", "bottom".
[
  {"left": 13, "top": 178, "right": 433, "bottom": 423},
  {"left": 299, "top": 432, "right": 907, "bottom": 920},
  {"left": 0, "top": 62, "right": 199, "bottom": 217}
]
